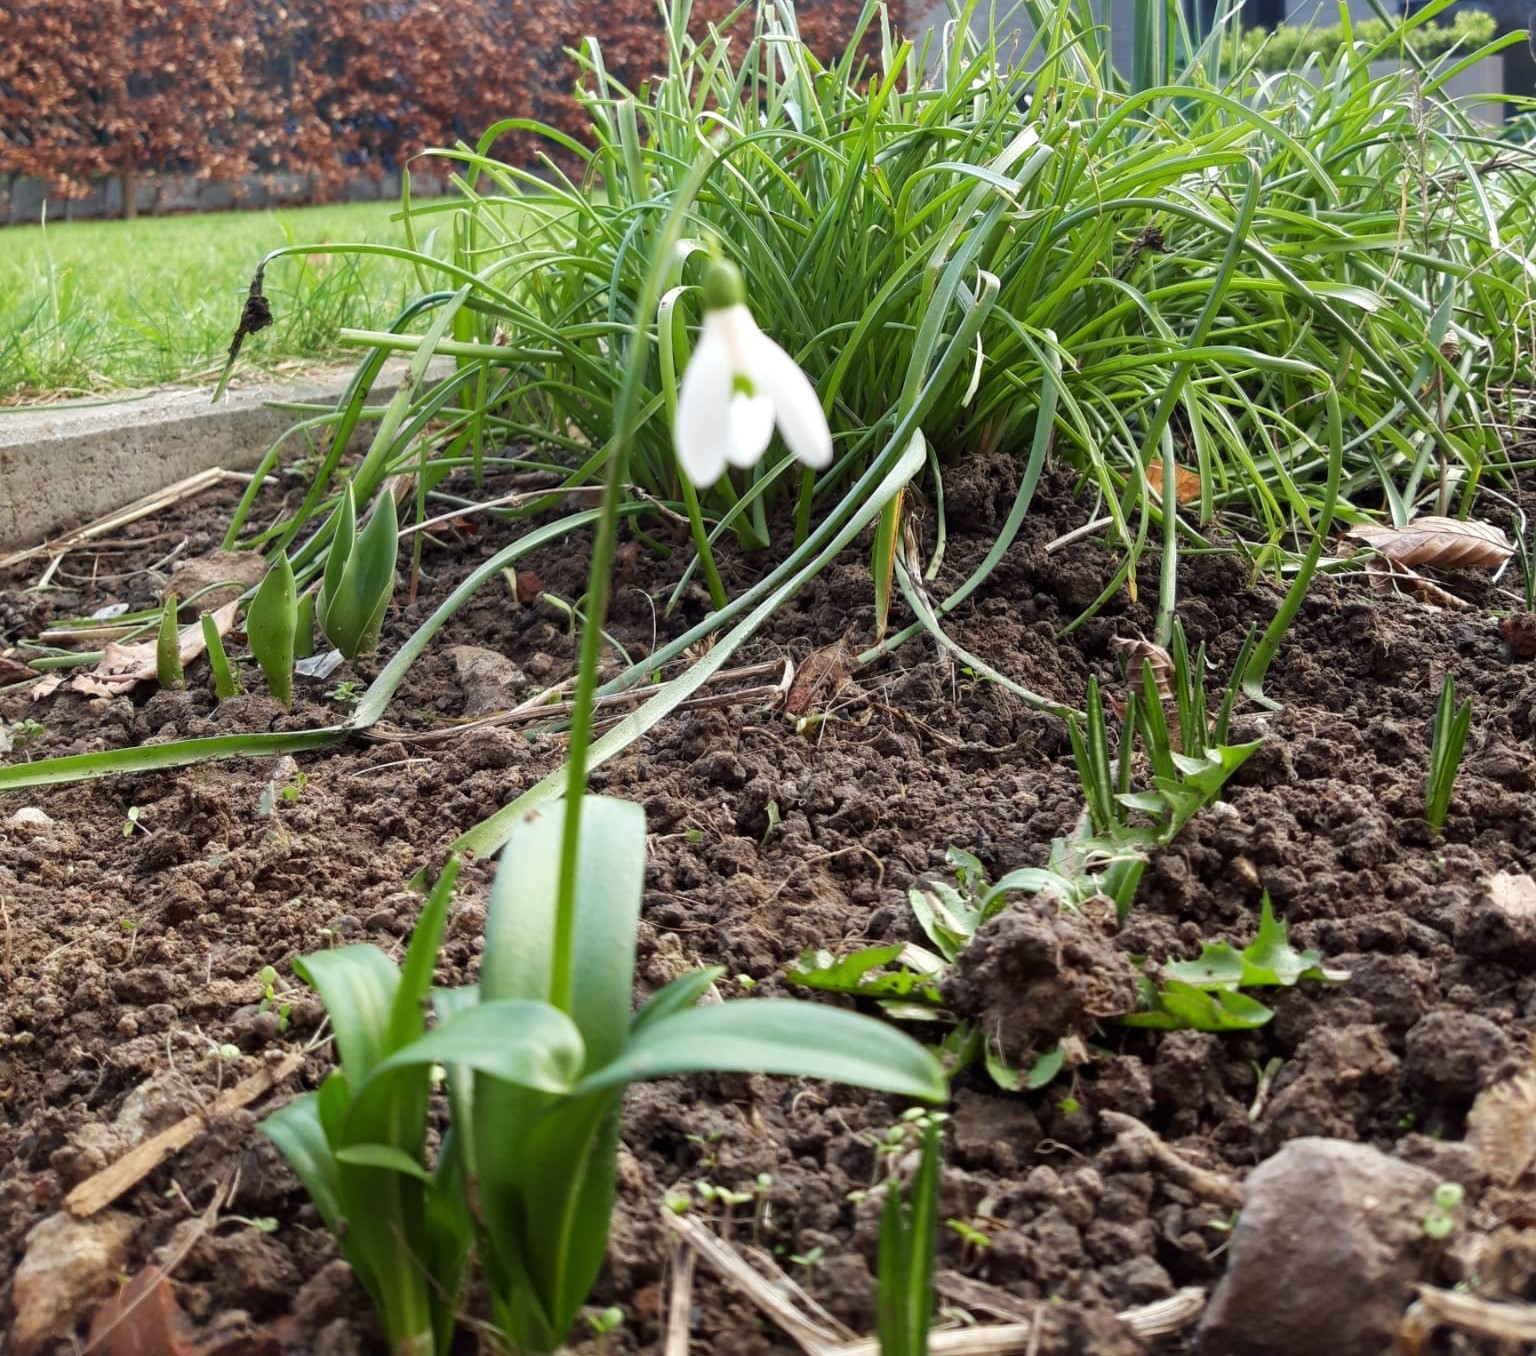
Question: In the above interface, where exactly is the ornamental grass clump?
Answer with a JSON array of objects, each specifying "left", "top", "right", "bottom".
[{"left": 2, "top": 0, "right": 1529, "bottom": 807}]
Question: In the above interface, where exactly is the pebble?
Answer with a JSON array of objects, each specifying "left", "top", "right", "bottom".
[
  {"left": 1197, "top": 1138, "right": 1442, "bottom": 1356},
  {"left": 12, "top": 1210, "right": 138, "bottom": 1354},
  {"left": 8, "top": 806, "right": 53, "bottom": 827}
]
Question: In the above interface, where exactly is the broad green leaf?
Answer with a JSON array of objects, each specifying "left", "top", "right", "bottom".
[
  {"left": 1026, "top": 1040, "right": 1066, "bottom": 1090},
  {"left": 246, "top": 552, "right": 297, "bottom": 708},
  {"left": 335, "top": 1142, "right": 434, "bottom": 1182},
  {"left": 1121, "top": 980, "right": 1274, "bottom": 1031},
  {"left": 317, "top": 481, "right": 357, "bottom": 633},
  {"left": 632, "top": 967, "right": 724, "bottom": 1032},
  {"left": 481, "top": 796, "right": 645, "bottom": 1070},
  {"left": 374, "top": 998, "right": 585, "bottom": 1093},
  {"left": 261, "top": 1093, "right": 344, "bottom": 1231},
  {"left": 576, "top": 999, "right": 947, "bottom": 1102},
  {"left": 979, "top": 867, "right": 1071, "bottom": 913},
  {"left": 1242, "top": 892, "right": 1349, "bottom": 985},
  {"left": 1163, "top": 942, "right": 1246, "bottom": 989},
  {"left": 294, "top": 945, "right": 400, "bottom": 1083},
  {"left": 388, "top": 857, "right": 459, "bottom": 1053},
  {"left": 1164, "top": 895, "right": 1347, "bottom": 991},
  {"left": 787, "top": 946, "right": 943, "bottom": 1005}
]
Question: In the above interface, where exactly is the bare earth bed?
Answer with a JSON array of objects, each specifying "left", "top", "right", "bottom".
[{"left": 3, "top": 452, "right": 1536, "bottom": 1355}]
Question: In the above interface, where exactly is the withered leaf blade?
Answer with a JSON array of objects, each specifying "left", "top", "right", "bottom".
[
  {"left": 784, "top": 638, "right": 855, "bottom": 717},
  {"left": 1349, "top": 516, "right": 1513, "bottom": 571},
  {"left": 1467, "top": 1057, "right": 1536, "bottom": 1187},
  {"left": 1107, "top": 636, "right": 1174, "bottom": 699},
  {"left": 1363, "top": 557, "right": 1471, "bottom": 611},
  {"left": 1147, "top": 459, "right": 1202, "bottom": 505}
]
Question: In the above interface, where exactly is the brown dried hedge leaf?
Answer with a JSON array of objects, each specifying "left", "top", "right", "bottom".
[
  {"left": 1147, "top": 459, "right": 1202, "bottom": 505},
  {"left": 785, "top": 637, "right": 855, "bottom": 717},
  {"left": 1363, "top": 558, "right": 1471, "bottom": 611},
  {"left": 1348, "top": 516, "right": 1513, "bottom": 571},
  {"left": 1108, "top": 636, "right": 1174, "bottom": 699},
  {"left": 1468, "top": 1061, "right": 1536, "bottom": 1187}
]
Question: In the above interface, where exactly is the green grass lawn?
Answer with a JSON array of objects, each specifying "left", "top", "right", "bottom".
[{"left": 0, "top": 202, "right": 424, "bottom": 401}]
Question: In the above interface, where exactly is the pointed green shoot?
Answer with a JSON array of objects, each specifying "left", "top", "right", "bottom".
[{"left": 247, "top": 552, "right": 298, "bottom": 708}]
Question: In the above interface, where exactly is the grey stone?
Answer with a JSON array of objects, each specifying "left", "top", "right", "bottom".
[{"left": 1197, "top": 1138, "right": 1442, "bottom": 1356}]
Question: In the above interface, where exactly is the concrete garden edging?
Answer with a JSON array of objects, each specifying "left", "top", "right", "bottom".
[{"left": 0, "top": 358, "right": 452, "bottom": 552}]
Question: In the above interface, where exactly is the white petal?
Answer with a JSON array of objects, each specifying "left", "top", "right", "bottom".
[
  {"left": 674, "top": 326, "right": 733, "bottom": 486},
  {"left": 725, "top": 392, "right": 775, "bottom": 468},
  {"left": 748, "top": 334, "right": 833, "bottom": 469}
]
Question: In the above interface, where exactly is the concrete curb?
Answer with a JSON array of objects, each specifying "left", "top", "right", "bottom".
[{"left": 0, "top": 358, "right": 451, "bottom": 551}]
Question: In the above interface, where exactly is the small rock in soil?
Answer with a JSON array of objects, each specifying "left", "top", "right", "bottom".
[
  {"left": 1196, "top": 1138, "right": 1441, "bottom": 1356},
  {"left": 450, "top": 644, "right": 526, "bottom": 716},
  {"left": 7, "top": 806, "right": 52, "bottom": 827},
  {"left": 1457, "top": 872, "right": 1536, "bottom": 968},
  {"left": 12, "top": 1210, "right": 138, "bottom": 1354},
  {"left": 1405, "top": 1009, "right": 1514, "bottom": 1113},
  {"left": 1262, "top": 1023, "right": 1400, "bottom": 1147},
  {"left": 1498, "top": 612, "right": 1536, "bottom": 659}
]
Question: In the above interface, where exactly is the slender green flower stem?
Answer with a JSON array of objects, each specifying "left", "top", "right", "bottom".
[{"left": 550, "top": 146, "right": 717, "bottom": 1016}]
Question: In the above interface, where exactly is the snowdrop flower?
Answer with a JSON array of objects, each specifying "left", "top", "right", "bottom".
[{"left": 674, "top": 259, "right": 832, "bottom": 488}]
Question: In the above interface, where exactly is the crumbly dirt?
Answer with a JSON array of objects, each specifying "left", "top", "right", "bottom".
[{"left": 2, "top": 449, "right": 1536, "bottom": 1355}]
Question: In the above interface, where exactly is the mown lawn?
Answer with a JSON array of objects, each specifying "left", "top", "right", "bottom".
[{"left": 0, "top": 201, "right": 423, "bottom": 401}]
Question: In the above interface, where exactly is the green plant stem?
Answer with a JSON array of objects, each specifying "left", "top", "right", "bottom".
[
  {"left": 678, "top": 474, "right": 728, "bottom": 610},
  {"left": 551, "top": 147, "right": 717, "bottom": 1015}
]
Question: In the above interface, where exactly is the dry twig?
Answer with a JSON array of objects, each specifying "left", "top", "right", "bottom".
[{"left": 64, "top": 1052, "right": 304, "bottom": 1218}]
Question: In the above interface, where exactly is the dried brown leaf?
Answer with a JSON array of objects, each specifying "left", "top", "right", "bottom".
[
  {"left": 1363, "top": 557, "right": 1472, "bottom": 611},
  {"left": 0, "top": 654, "right": 37, "bottom": 686},
  {"left": 1348, "top": 516, "right": 1513, "bottom": 571},
  {"left": 784, "top": 639, "right": 855, "bottom": 717},
  {"left": 1468, "top": 1059, "right": 1536, "bottom": 1188},
  {"left": 1107, "top": 636, "right": 1174, "bottom": 699},
  {"left": 68, "top": 600, "right": 237, "bottom": 697},
  {"left": 1147, "top": 459, "right": 1202, "bottom": 505}
]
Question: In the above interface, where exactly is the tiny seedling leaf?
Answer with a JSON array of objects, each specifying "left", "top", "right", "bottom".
[
  {"left": 786, "top": 945, "right": 943, "bottom": 1005},
  {"left": 1121, "top": 980, "right": 1275, "bottom": 1031}
]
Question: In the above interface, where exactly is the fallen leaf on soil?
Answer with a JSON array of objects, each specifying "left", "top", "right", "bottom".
[
  {"left": 1348, "top": 516, "right": 1513, "bottom": 571},
  {"left": 1147, "top": 459, "right": 1202, "bottom": 504},
  {"left": 29, "top": 673, "right": 64, "bottom": 700},
  {"left": 166, "top": 551, "right": 267, "bottom": 612},
  {"left": 87, "top": 1265, "right": 196, "bottom": 1356},
  {"left": 1363, "top": 558, "right": 1471, "bottom": 611},
  {"left": 0, "top": 652, "right": 37, "bottom": 685},
  {"left": 1467, "top": 1056, "right": 1536, "bottom": 1188},
  {"left": 68, "top": 601, "right": 237, "bottom": 698},
  {"left": 785, "top": 637, "right": 855, "bottom": 716},
  {"left": 1499, "top": 614, "right": 1536, "bottom": 660},
  {"left": 1107, "top": 636, "right": 1174, "bottom": 698}
]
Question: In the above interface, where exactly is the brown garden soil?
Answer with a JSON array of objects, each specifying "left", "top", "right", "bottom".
[{"left": 3, "top": 449, "right": 1536, "bottom": 1355}]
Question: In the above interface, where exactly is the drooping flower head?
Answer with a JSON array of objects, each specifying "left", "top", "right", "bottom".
[{"left": 673, "top": 259, "right": 832, "bottom": 488}]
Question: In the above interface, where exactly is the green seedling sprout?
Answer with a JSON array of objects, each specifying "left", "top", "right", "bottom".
[
  {"left": 156, "top": 594, "right": 184, "bottom": 691},
  {"left": 201, "top": 612, "right": 242, "bottom": 699},
  {"left": 1423, "top": 1181, "right": 1464, "bottom": 1240},
  {"left": 1426, "top": 674, "right": 1473, "bottom": 833},
  {"left": 318, "top": 481, "right": 399, "bottom": 660},
  {"left": 247, "top": 552, "right": 298, "bottom": 709},
  {"left": 583, "top": 1307, "right": 623, "bottom": 1356}
]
